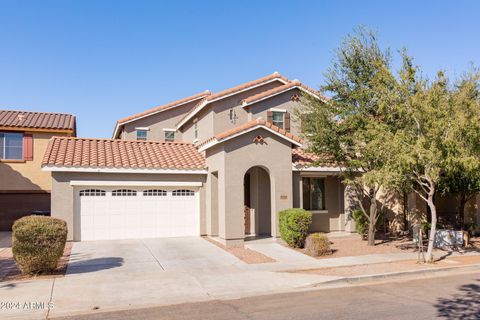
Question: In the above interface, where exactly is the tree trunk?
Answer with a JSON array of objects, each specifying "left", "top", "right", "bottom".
[
  {"left": 426, "top": 192, "right": 437, "bottom": 263},
  {"left": 458, "top": 193, "right": 467, "bottom": 228},
  {"left": 367, "top": 198, "right": 377, "bottom": 246}
]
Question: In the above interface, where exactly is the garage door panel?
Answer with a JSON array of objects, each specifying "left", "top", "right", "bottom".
[{"left": 76, "top": 186, "right": 200, "bottom": 241}]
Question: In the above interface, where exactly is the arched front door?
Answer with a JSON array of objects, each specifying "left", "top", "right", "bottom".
[{"left": 244, "top": 166, "right": 271, "bottom": 237}]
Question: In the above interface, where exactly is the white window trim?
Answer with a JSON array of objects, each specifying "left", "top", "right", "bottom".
[
  {"left": 271, "top": 111, "right": 285, "bottom": 129},
  {"left": 269, "top": 108, "right": 287, "bottom": 113},
  {"left": 135, "top": 127, "right": 150, "bottom": 131},
  {"left": 163, "top": 128, "right": 176, "bottom": 132}
]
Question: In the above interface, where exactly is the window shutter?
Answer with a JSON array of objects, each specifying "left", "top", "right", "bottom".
[
  {"left": 267, "top": 111, "right": 273, "bottom": 123},
  {"left": 23, "top": 134, "right": 33, "bottom": 161},
  {"left": 285, "top": 112, "right": 291, "bottom": 132}
]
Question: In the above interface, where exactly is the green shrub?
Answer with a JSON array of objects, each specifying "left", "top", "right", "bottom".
[
  {"left": 351, "top": 209, "right": 385, "bottom": 240},
  {"left": 279, "top": 208, "right": 312, "bottom": 248},
  {"left": 352, "top": 209, "right": 368, "bottom": 239},
  {"left": 12, "top": 216, "right": 67, "bottom": 275},
  {"left": 305, "top": 233, "right": 331, "bottom": 256}
]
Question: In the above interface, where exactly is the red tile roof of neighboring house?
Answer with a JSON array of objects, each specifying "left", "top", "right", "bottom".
[
  {"left": 42, "top": 137, "right": 206, "bottom": 170},
  {"left": 241, "top": 81, "right": 328, "bottom": 106},
  {"left": 116, "top": 91, "right": 211, "bottom": 124},
  {"left": 197, "top": 118, "right": 303, "bottom": 150},
  {"left": 0, "top": 110, "right": 76, "bottom": 132},
  {"left": 292, "top": 148, "right": 337, "bottom": 168}
]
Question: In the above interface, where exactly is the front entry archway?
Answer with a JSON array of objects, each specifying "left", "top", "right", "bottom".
[{"left": 244, "top": 166, "right": 271, "bottom": 237}]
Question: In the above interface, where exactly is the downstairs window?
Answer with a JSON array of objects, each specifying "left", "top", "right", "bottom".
[{"left": 302, "top": 177, "right": 326, "bottom": 211}]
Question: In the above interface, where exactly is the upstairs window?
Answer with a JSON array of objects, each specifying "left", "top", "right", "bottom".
[
  {"left": 272, "top": 111, "right": 285, "bottom": 129},
  {"left": 136, "top": 129, "right": 148, "bottom": 141},
  {"left": 164, "top": 130, "right": 175, "bottom": 142},
  {"left": 302, "top": 177, "right": 326, "bottom": 211},
  {"left": 0, "top": 132, "right": 23, "bottom": 160}
]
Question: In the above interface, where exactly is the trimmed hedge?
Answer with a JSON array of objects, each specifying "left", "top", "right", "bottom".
[
  {"left": 305, "top": 233, "right": 331, "bottom": 256},
  {"left": 279, "top": 208, "right": 312, "bottom": 248},
  {"left": 12, "top": 215, "right": 67, "bottom": 275}
]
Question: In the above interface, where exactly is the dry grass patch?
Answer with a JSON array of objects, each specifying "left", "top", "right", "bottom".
[{"left": 203, "top": 237, "right": 276, "bottom": 264}]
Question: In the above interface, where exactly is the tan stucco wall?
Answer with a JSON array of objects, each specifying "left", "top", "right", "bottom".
[
  {"left": 292, "top": 172, "right": 350, "bottom": 232},
  {"left": 180, "top": 80, "right": 284, "bottom": 143},
  {"left": 248, "top": 88, "right": 304, "bottom": 137},
  {"left": 212, "top": 81, "right": 282, "bottom": 135},
  {"left": 51, "top": 172, "right": 207, "bottom": 240},
  {"left": 120, "top": 100, "right": 199, "bottom": 142},
  {"left": 204, "top": 127, "right": 293, "bottom": 246},
  {"left": 181, "top": 106, "right": 214, "bottom": 143},
  {"left": 0, "top": 132, "right": 71, "bottom": 192}
]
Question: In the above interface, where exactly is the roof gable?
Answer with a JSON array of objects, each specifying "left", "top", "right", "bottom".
[
  {"left": 113, "top": 91, "right": 210, "bottom": 138},
  {"left": 241, "top": 81, "right": 328, "bottom": 107},
  {"left": 176, "top": 72, "right": 289, "bottom": 129},
  {"left": 197, "top": 118, "right": 303, "bottom": 152}
]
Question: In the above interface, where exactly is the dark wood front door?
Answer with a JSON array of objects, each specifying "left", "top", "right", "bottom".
[{"left": 244, "top": 173, "right": 251, "bottom": 235}]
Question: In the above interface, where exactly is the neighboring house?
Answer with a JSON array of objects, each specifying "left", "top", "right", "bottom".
[
  {"left": 44, "top": 72, "right": 479, "bottom": 246},
  {"left": 0, "top": 110, "right": 76, "bottom": 230}
]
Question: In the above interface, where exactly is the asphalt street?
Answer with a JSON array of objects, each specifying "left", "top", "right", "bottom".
[{"left": 52, "top": 271, "right": 480, "bottom": 320}]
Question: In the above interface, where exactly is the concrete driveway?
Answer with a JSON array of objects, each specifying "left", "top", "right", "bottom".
[
  {"left": 66, "top": 237, "right": 241, "bottom": 275},
  {"left": 0, "top": 232, "right": 11, "bottom": 253}
]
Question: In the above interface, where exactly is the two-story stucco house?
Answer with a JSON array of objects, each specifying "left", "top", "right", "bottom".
[
  {"left": 43, "top": 73, "right": 363, "bottom": 246},
  {"left": 0, "top": 110, "right": 76, "bottom": 230}
]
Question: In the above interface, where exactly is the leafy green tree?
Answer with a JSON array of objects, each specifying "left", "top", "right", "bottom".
[
  {"left": 297, "top": 27, "right": 398, "bottom": 246},
  {"left": 389, "top": 65, "right": 480, "bottom": 262}
]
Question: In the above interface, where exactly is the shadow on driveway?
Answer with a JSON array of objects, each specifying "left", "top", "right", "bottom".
[
  {"left": 66, "top": 257, "right": 124, "bottom": 275},
  {"left": 436, "top": 279, "right": 480, "bottom": 319}
]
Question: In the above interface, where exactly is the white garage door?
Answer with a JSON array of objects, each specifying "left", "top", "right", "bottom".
[{"left": 75, "top": 187, "right": 200, "bottom": 241}]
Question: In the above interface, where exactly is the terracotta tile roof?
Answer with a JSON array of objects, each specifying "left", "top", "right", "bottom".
[
  {"left": 0, "top": 110, "right": 76, "bottom": 132},
  {"left": 116, "top": 91, "right": 211, "bottom": 124},
  {"left": 197, "top": 118, "right": 303, "bottom": 150},
  {"left": 42, "top": 137, "right": 206, "bottom": 170},
  {"left": 205, "top": 72, "right": 289, "bottom": 102},
  {"left": 176, "top": 72, "right": 290, "bottom": 128},
  {"left": 292, "top": 148, "right": 338, "bottom": 168},
  {"left": 242, "top": 81, "right": 328, "bottom": 106}
]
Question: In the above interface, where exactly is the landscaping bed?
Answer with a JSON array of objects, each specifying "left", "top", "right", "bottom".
[
  {"left": 0, "top": 241, "right": 72, "bottom": 282},
  {"left": 284, "top": 234, "right": 480, "bottom": 259},
  {"left": 203, "top": 237, "right": 276, "bottom": 264}
]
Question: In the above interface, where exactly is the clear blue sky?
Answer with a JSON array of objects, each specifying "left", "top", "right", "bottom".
[{"left": 1, "top": 1, "right": 478, "bottom": 138}]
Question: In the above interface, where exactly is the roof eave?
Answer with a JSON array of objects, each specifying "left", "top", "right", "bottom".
[
  {"left": 242, "top": 85, "right": 327, "bottom": 108},
  {"left": 42, "top": 165, "right": 208, "bottom": 175},
  {"left": 198, "top": 124, "right": 302, "bottom": 152}
]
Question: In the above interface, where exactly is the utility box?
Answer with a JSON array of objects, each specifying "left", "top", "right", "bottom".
[{"left": 434, "top": 229, "right": 466, "bottom": 248}]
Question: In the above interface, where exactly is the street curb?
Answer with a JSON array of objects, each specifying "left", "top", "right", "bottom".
[{"left": 308, "top": 263, "right": 480, "bottom": 288}]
